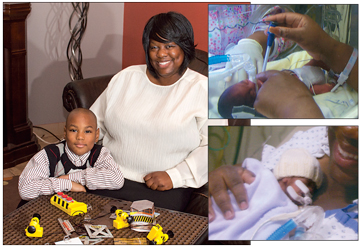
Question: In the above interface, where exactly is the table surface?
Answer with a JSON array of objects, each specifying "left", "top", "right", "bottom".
[{"left": 3, "top": 192, "right": 208, "bottom": 245}]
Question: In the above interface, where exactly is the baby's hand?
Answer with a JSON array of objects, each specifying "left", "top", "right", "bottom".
[{"left": 70, "top": 181, "right": 86, "bottom": 192}]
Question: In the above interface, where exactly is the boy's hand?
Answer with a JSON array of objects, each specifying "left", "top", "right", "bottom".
[
  {"left": 58, "top": 175, "right": 69, "bottom": 180},
  {"left": 70, "top": 181, "right": 86, "bottom": 192},
  {"left": 144, "top": 172, "right": 173, "bottom": 191}
]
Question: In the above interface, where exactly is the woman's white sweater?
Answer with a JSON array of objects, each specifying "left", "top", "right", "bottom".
[{"left": 90, "top": 65, "right": 208, "bottom": 188}]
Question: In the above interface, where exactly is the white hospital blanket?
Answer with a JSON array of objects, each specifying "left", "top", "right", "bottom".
[
  {"left": 313, "top": 83, "right": 358, "bottom": 118},
  {"left": 209, "top": 158, "right": 298, "bottom": 240}
]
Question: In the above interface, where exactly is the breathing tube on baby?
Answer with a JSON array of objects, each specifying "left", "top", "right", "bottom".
[
  {"left": 251, "top": 204, "right": 325, "bottom": 240},
  {"left": 208, "top": 53, "right": 257, "bottom": 88},
  {"left": 251, "top": 179, "right": 325, "bottom": 240}
]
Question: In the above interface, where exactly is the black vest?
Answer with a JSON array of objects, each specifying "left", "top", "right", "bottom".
[{"left": 44, "top": 140, "right": 102, "bottom": 177}]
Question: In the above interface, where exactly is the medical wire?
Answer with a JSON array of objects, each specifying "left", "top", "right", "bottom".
[
  {"left": 232, "top": 126, "right": 244, "bottom": 165},
  {"left": 209, "top": 127, "right": 231, "bottom": 152},
  {"left": 248, "top": 135, "right": 272, "bottom": 159}
]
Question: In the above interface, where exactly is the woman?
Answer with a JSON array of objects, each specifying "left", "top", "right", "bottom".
[
  {"left": 89, "top": 12, "right": 207, "bottom": 212},
  {"left": 209, "top": 126, "right": 358, "bottom": 239}
]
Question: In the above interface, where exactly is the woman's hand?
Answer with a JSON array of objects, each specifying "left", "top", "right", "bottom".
[
  {"left": 265, "top": 12, "right": 333, "bottom": 61},
  {"left": 144, "top": 172, "right": 173, "bottom": 191},
  {"left": 209, "top": 164, "right": 255, "bottom": 223},
  {"left": 254, "top": 70, "right": 324, "bottom": 118},
  {"left": 265, "top": 12, "right": 357, "bottom": 91}
]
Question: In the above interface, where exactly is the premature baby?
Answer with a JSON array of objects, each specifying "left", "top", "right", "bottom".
[
  {"left": 273, "top": 148, "right": 323, "bottom": 206},
  {"left": 209, "top": 148, "right": 323, "bottom": 240},
  {"left": 218, "top": 65, "right": 337, "bottom": 118}
]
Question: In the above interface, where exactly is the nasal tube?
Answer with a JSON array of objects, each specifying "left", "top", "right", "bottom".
[{"left": 286, "top": 180, "right": 313, "bottom": 206}]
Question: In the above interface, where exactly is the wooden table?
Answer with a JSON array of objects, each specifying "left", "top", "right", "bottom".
[{"left": 3, "top": 192, "right": 208, "bottom": 245}]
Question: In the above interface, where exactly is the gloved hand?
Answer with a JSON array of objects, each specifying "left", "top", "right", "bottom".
[{"left": 224, "top": 38, "right": 263, "bottom": 88}]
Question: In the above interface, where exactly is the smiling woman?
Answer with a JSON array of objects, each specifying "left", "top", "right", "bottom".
[
  {"left": 89, "top": 12, "right": 208, "bottom": 212},
  {"left": 323, "top": 127, "right": 358, "bottom": 194},
  {"left": 143, "top": 12, "right": 196, "bottom": 86},
  {"left": 147, "top": 40, "right": 185, "bottom": 85}
]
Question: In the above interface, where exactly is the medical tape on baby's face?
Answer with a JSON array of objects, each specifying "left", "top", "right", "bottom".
[
  {"left": 287, "top": 186, "right": 304, "bottom": 204},
  {"left": 286, "top": 180, "right": 312, "bottom": 206},
  {"left": 295, "top": 180, "right": 310, "bottom": 195},
  {"left": 295, "top": 180, "right": 313, "bottom": 205}
]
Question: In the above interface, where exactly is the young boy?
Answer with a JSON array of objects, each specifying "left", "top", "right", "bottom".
[
  {"left": 209, "top": 148, "right": 323, "bottom": 240},
  {"left": 18, "top": 108, "right": 124, "bottom": 202}
]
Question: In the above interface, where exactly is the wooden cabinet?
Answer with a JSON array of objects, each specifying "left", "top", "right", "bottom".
[{"left": 3, "top": 3, "right": 40, "bottom": 169}]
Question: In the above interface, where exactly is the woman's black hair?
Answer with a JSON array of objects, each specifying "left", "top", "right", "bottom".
[{"left": 142, "top": 12, "right": 196, "bottom": 78}]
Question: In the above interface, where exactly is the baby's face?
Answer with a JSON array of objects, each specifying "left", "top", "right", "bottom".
[
  {"left": 278, "top": 177, "right": 315, "bottom": 205},
  {"left": 218, "top": 79, "right": 262, "bottom": 118}
]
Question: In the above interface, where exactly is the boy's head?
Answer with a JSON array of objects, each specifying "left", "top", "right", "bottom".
[
  {"left": 64, "top": 108, "right": 99, "bottom": 156},
  {"left": 273, "top": 148, "right": 323, "bottom": 206},
  {"left": 218, "top": 79, "right": 261, "bottom": 118}
]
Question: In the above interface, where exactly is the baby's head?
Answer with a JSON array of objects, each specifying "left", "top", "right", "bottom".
[
  {"left": 217, "top": 79, "right": 261, "bottom": 118},
  {"left": 273, "top": 148, "right": 323, "bottom": 206},
  {"left": 64, "top": 108, "right": 99, "bottom": 156}
]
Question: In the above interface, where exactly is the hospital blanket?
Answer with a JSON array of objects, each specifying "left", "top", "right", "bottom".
[
  {"left": 266, "top": 50, "right": 312, "bottom": 71},
  {"left": 209, "top": 158, "right": 298, "bottom": 240}
]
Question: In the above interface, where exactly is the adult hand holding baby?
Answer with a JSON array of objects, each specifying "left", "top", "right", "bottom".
[
  {"left": 254, "top": 70, "right": 324, "bottom": 118},
  {"left": 209, "top": 164, "right": 255, "bottom": 223}
]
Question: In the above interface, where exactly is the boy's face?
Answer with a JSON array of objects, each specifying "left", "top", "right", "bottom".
[
  {"left": 278, "top": 177, "right": 315, "bottom": 206},
  {"left": 64, "top": 111, "right": 99, "bottom": 156}
]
